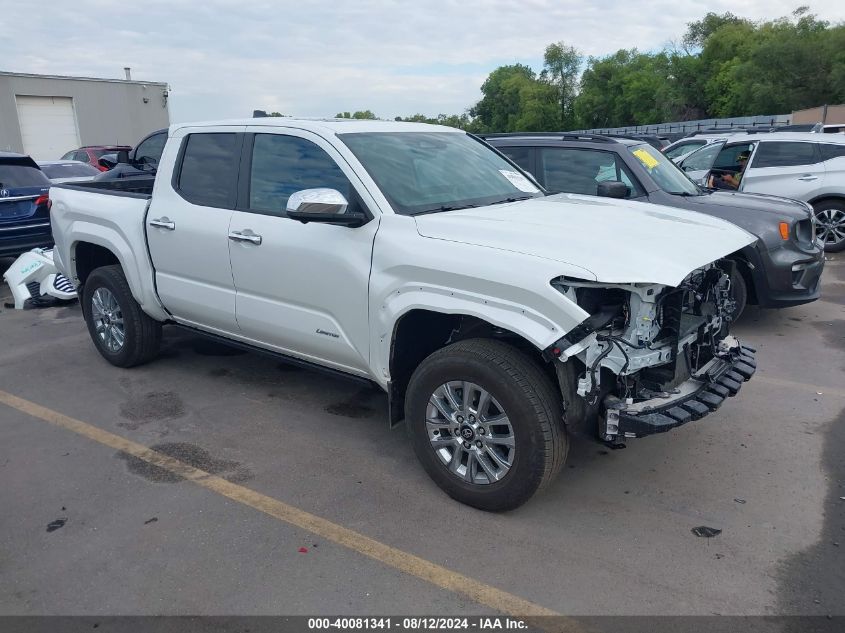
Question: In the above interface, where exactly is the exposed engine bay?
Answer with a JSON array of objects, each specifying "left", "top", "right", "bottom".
[{"left": 549, "top": 260, "right": 756, "bottom": 443}]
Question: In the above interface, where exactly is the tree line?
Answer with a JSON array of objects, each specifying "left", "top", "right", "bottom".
[{"left": 264, "top": 8, "right": 845, "bottom": 133}]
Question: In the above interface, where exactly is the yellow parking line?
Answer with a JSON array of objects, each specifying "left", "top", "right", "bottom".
[
  {"left": 0, "top": 389, "right": 580, "bottom": 629},
  {"left": 754, "top": 375, "right": 845, "bottom": 399}
]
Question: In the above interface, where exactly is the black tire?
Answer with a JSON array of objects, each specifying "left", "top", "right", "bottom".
[
  {"left": 729, "top": 270, "right": 748, "bottom": 321},
  {"left": 813, "top": 200, "right": 845, "bottom": 253},
  {"left": 405, "top": 338, "right": 567, "bottom": 511},
  {"left": 82, "top": 265, "right": 162, "bottom": 368}
]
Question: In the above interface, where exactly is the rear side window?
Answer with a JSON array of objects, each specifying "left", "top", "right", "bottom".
[
  {"left": 177, "top": 133, "right": 239, "bottom": 208},
  {"left": 0, "top": 160, "right": 50, "bottom": 188},
  {"left": 249, "top": 134, "right": 354, "bottom": 213},
  {"left": 820, "top": 144, "right": 845, "bottom": 161},
  {"left": 752, "top": 142, "right": 818, "bottom": 168},
  {"left": 498, "top": 146, "right": 532, "bottom": 172}
]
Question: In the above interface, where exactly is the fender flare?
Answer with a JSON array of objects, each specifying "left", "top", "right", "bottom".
[{"left": 69, "top": 223, "right": 168, "bottom": 322}]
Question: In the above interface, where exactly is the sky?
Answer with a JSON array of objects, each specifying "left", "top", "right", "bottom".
[{"left": 1, "top": 0, "right": 844, "bottom": 123}]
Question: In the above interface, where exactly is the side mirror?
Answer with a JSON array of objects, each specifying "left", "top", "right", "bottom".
[
  {"left": 286, "top": 188, "right": 366, "bottom": 227},
  {"left": 98, "top": 155, "right": 118, "bottom": 170},
  {"left": 596, "top": 180, "right": 628, "bottom": 199},
  {"left": 116, "top": 150, "right": 130, "bottom": 164}
]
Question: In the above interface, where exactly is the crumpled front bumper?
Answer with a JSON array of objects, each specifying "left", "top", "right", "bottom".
[{"left": 604, "top": 341, "right": 757, "bottom": 439}]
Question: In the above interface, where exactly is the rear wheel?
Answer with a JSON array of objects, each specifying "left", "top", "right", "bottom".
[
  {"left": 405, "top": 338, "right": 567, "bottom": 511},
  {"left": 82, "top": 265, "right": 161, "bottom": 367},
  {"left": 813, "top": 200, "right": 845, "bottom": 252}
]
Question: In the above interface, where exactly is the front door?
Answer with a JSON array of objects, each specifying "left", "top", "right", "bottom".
[
  {"left": 145, "top": 127, "right": 243, "bottom": 334},
  {"left": 227, "top": 129, "right": 379, "bottom": 375}
]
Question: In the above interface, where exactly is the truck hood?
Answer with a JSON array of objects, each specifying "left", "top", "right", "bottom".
[
  {"left": 680, "top": 190, "right": 811, "bottom": 222},
  {"left": 414, "top": 194, "right": 756, "bottom": 287}
]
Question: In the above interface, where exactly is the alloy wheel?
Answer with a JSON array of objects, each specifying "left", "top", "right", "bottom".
[
  {"left": 426, "top": 381, "right": 515, "bottom": 485},
  {"left": 91, "top": 287, "right": 125, "bottom": 353}
]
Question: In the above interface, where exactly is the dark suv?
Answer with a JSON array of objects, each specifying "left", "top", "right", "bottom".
[
  {"left": 0, "top": 152, "right": 52, "bottom": 258},
  {"left": 94, "top": 129, "right": 167, "bottom": 181},
  {"left": 483, "top": 134, "right": 824, "bottom": 318}
]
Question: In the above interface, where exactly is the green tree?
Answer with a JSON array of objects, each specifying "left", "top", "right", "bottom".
[
  {"left": 335, "top": 110, "right": 378, "bottom": 119},
  {"left": 470, "top": 64, "right": 558, "bottom": 132},
  {"left": 539, "top": 42, "right": 582, "bottom": 129}
]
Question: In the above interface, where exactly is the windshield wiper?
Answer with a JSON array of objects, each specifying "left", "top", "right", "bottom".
[
  {"left": 412, "top": 203, "right": 479, "bottom": 216},
  {"left": 488, "top": 195, "right": 533, "bottom": 205},
  {"left": 668, "top": 191, "right": 701, "bottom": 197}
]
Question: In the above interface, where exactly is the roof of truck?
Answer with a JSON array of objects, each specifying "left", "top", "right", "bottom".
[{"left": 170, "top": 118, "right": 463, "bottom": 135}]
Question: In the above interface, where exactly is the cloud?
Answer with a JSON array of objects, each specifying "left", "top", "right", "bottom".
[{"left": 2, "top": 0, "right": 843, "bottom": 123}]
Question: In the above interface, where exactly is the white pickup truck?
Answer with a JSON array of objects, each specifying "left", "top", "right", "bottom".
[{"left": 50, "top": 118, "right": 758, "bottom": 510}]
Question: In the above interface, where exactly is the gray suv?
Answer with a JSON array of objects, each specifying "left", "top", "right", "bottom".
[{"left": 484, "top": 133, "right": 824, "bottom": 318}]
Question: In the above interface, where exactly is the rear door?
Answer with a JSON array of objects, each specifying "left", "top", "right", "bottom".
[
  {"left": 741, "top": 140, "right": 824, "bottom": 201},
  {"left": 145, "top": 127, "right": 243, "bottom": 334},
  {"left": 227, "top": 128, "right": 379, "bottom": 375}
]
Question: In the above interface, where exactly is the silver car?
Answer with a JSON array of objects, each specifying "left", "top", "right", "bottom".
[{"left": 37, "top": 160, "right": 101, "bottom": 184}]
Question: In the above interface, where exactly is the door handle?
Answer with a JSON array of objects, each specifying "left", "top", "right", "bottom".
[
  {"left": 798, "top": 175, "right": 818, "bottom": 181},
  {"left": 149, "top": 218, "right": 175, "bottom": 230},
  {"left": 228, "top": 231, "right": 262, "bottom": 245}
]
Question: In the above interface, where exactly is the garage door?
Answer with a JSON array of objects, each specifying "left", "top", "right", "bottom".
[{"left": 15, "top": 95, "right": 80, "bottom": 161}]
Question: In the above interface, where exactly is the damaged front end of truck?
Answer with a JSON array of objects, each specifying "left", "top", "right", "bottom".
[{"left": 547, "top": 260, "right": 756, "bottom": 445}]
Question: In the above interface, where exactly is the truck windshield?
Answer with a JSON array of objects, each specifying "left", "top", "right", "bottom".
[
  {"left": 627, "top": 144, "right": 701, "bottom": 196},
  {"left": 338, "top": 132, "right": 542, "bottom": 215}
]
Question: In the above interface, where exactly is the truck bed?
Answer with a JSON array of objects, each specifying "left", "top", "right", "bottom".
[{"left": 52, "top": 177, "right": 155, "bottom": 199}]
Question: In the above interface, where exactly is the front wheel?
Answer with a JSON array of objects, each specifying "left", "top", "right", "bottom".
[
  {"left": 405, "top": 338, "right": 567, "bottom": 511},
  {"left": 729, "top": 270, "right": 748, "bottom": 321},
  {"left": 82, "top": 265, "right": 162, "bottom": 368},
  {"left": 813, "top": 200, "right": 845, "bottom": 252}
]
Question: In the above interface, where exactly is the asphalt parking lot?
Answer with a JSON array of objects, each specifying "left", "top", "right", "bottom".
[{"left": 1, "top": 255, "right": 843, "bottom": 619}]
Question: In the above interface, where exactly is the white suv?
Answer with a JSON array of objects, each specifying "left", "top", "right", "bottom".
[{"left": 679, "top": 132, "right": 845, "bottom": 251}]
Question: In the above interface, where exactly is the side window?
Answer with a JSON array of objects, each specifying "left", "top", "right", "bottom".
[
  {"left": 498, "top": 147, "right": 532, "bottom": 172},
  {"left": 249, "top": 134, "right": 354, "bottom": 214},
  {"left": 539, "top": 148, "right": 640, "bottom": 197},
  {"left": 713, "top": 143, "right": 754, "bottom": 169},
  {"left": 61, "top": 151, "right": 75, "bottom": 160},
  {"left": 73, "top": 151, "right": 89, "bottom": 162},
  {"left": 681, "top": 142, "right": 723, "bottom": 172},
  {"left": 176, "top": 133, "right": 239, "bottom": 209},
  {"left": 751, "top": 142, "right": 818, "bottom": 168},
  {"left": 819, "top": 144, "right": 845, "bottom": 161},
  {"left": 664, "top": 141, "right": 703, "bottom": 160},
  {"left": 135, "top": 132, "right": 167, "bottom": 168}
]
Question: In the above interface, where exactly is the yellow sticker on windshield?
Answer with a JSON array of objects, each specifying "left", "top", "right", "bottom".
[{"left": 633, "top": 148, "right": 659, "bottom": 170}]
